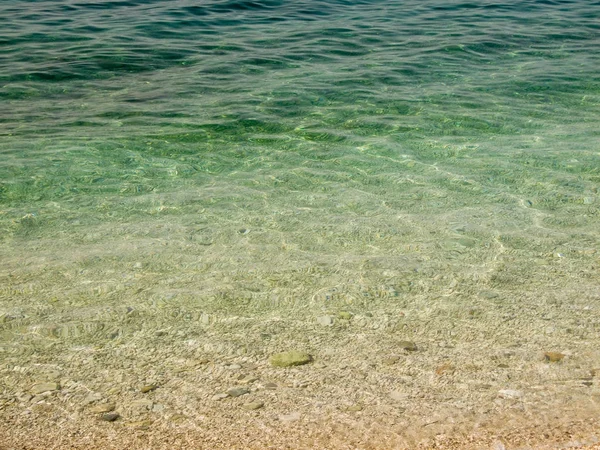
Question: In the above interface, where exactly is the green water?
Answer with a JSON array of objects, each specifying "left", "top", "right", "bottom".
[{"left": 1, "top": 0, "right": 600, "bottom": 445}]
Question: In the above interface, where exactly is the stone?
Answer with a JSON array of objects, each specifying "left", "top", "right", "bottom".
[
  {"left": 130, "top": 399, "right": 153, "bottom": 410},
  {"left": 398, "top": 341, "right": 417, "bottom": 352},
  {"left": 140, "top": 384, "right": 158, "bottom": 393},
  {"left": 100, "top": 412, "right": 120, "bottom": 422},
  {"left": 211, "top": 393, "right": 229, "bottom": 401},
  {"left": 31, "top": 382, "right": 59, "bottom": 395},
  {"left": 152, "top": 403, "right": 165, "bottom": 413},
  {"left": 264, "top": 382, "right": 278, "bottom": 390},
  {"left": 242, "top": 401, "right": 264, "bottom": 410},
  {"left": 389, "top": 390, "right": 408, "bottom": 402},
  {"left": 240, "top": 376, "right": 258, "bottom": 384},
  {"left": 82, "top": 392, "right": 103, "bottom": 405},
  {"left": 492, "top": 441, "right": 507, "bottom": 450},
  {"left": 270, "top": 351, "right": 312, "bottom": 367},
  {"left": 435, "top": 362, "right": 455, "bottom": 376},
  {"left": 383, "top": 356, "right": 401, "bottom": 365},
  {"left": 241, "top": 362, "right": 258, "bottom": 370},
  {"left": 317, "top": 315, "right": 334, "bottom": 326},
  {"left": 544, "top": 352, "right": 565, "bottom": 363},
  {"left": 90, "top": 403, "right": 116, "bottom": 414},
  {"left": 169, "top": 414, "right": 186, "bottom": 422},
  {"left": 45, "top": 370, "right": 61, "bottom": 380},
  {"left": 498, "top": 389, "right": 523, "bottom": 399},
  {"left": 18, "top": 394, "right": 33, "bottom": 403},
  {"left": 227, "top": 387, "right": 250, "bottom": 397},
  {"left": 279, "top": 411, "right": 301, "bottom": 422},
  {"left": 346, "top": 404, "right": 363, "bottom": 412},
  {"left": 337, "top": 311, "right": 353, "bottom": 320}
]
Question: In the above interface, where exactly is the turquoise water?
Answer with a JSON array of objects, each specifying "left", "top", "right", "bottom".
[{"left": 1, "top": 0, "right": 600, "bottom": 445}]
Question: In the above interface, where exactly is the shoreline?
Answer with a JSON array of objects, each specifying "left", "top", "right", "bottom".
[{"left": 1, "top": 412, "right": 600, "bottom": 449}]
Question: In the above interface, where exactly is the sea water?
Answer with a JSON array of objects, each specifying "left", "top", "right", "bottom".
[{"left": 1, "top": 0, "right": 599, "bottom": 444}]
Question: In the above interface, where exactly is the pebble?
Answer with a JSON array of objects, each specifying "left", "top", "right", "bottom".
[
  {"left": 169, "top": 414, "right": 186, "bottom": 422},
  {"left": 264, "top": 382, "right": 278, "bottom": 390},
  {"left": 389, "top": 391, "right": 408, "bottom": 402},
  {"left": 82, "top": 392, "right": 103, "bottom": 405},
  {"left": 544, "top": 352, "right": 565, "bottom": 363},
  {"left": 90, "top": 403, "right": 116, "bottom": 414},
  {"left": 337, "top": 311, "right": 353, "bottom": 320},
  {"left": 492, "top": 441, "right": 507, "bottom": 450},
  {"left": 140, "top": 384, "right": 159, "bottom": 393},
  {"left": 498, "top": 389, "right": 523, "bottom": 399},
  {"left": 212, "top": 393, "right": 229, "bottom": 401},
  {"left": 240, "top": 376, "right": 258, "bottom": 384},
  {"left": 270, "top": 351, "right": 313, "bottom": 367},
  {"left": 279, "top": 411, "right": 301, "bottom": 422},
  {"left": 435, "top": 362, "right": 455, "bottom": 376},
  {"left": 227, "top": 387, "right": 250, "bottom": 397},
  {"left": 317, "top": 315, "right": 334, "bottom": 326},
  {"left": 346, "top": 404, "right": 363, "bottom": 412},
  {"left": 241, "top": 362, "right": 258, "bottom": 370},
  {"left": 30, "top": 395, "right": 46, "bottom": 404},
  {"left": 130, "top": 399, "right": 153, "bottom": 410},
  {"left": 31, "top": 382, "right": 59, "bottom": 395},
  {"left": 383, "top": 356, "right": 401, "bottom": 365},
  {"left": 242, "top": 401, "right": 264, "bottom": 410},
  {"left": 18, "top": 394, "right": 33, "bottom": 403},
  {"left": 100, "top": 412, "right": 120, "bottom": 422},
  {"left": 152, "top": 403, "right": 165, "bottom": 413},
  {"left": 398, "top": 341, "right": 418, "bottom": 352}
]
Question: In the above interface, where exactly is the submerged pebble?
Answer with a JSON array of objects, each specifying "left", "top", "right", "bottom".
[
  {"left": 227, "top": 387, "right": 250, "bottom": 397},
  {"left": 270, "top": 351, "right": 312, "bottom": 367},
  {"left": 398, "top": 341, "right": 418, "bottom": 352},
  {"left": 100, "top": 412, "right": 120, "bottom": 422},
  {"left": 90, "top": 403, "right": 116, "bottom": 414},
  {"left": 31, "top": 382, "right": 59, "bottom": 395},
  {"left": 317, "top": 315, "right": 334, "bottom": 326},
  {"left": 242, "top": 401, "right": 264, "bottom": 410},
  {"left": 140, "top": 384, "right": 158, "bottom": 393},
  {"left": 544, "top": 352, "right": 565, "bottom": 362}
]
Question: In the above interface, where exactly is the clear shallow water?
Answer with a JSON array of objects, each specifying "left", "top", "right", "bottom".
[{"left": 1, "top": 0, "right": 600, "bottom": 443}]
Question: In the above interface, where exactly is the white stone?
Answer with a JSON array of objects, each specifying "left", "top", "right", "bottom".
[{"left": 497, "top": 389, "right": 523, "bottom": 399}]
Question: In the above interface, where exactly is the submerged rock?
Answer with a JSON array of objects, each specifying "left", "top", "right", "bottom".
[
  {"left": 100, "top": 412, "right": 120, "bottom": 422},
  {"left": 317, "top": 315, "right": 334, "bottom": 326},
  {"left": 544, "top": 351, "right": 565, "bottom": 362},
  {"left": 227, "top": 387, "right": 250, "bottom": 397},
  {"left": 242, "top": 401, "right": 264, "bottom": 410},
  {"left": 31, "top": 382, "right": 59, "bottom": 395},
  {"left": 90, "top": 403, "right": 116, "bottom": 414},
  {"left": 270, "top": 351, "right": 312, "bottom": 367},
  {"left": 140, "top": 384, "right": 158, "bottom": 393},
  {"left": 398, "top": 341, "right": 418, "bottom": 352}
]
